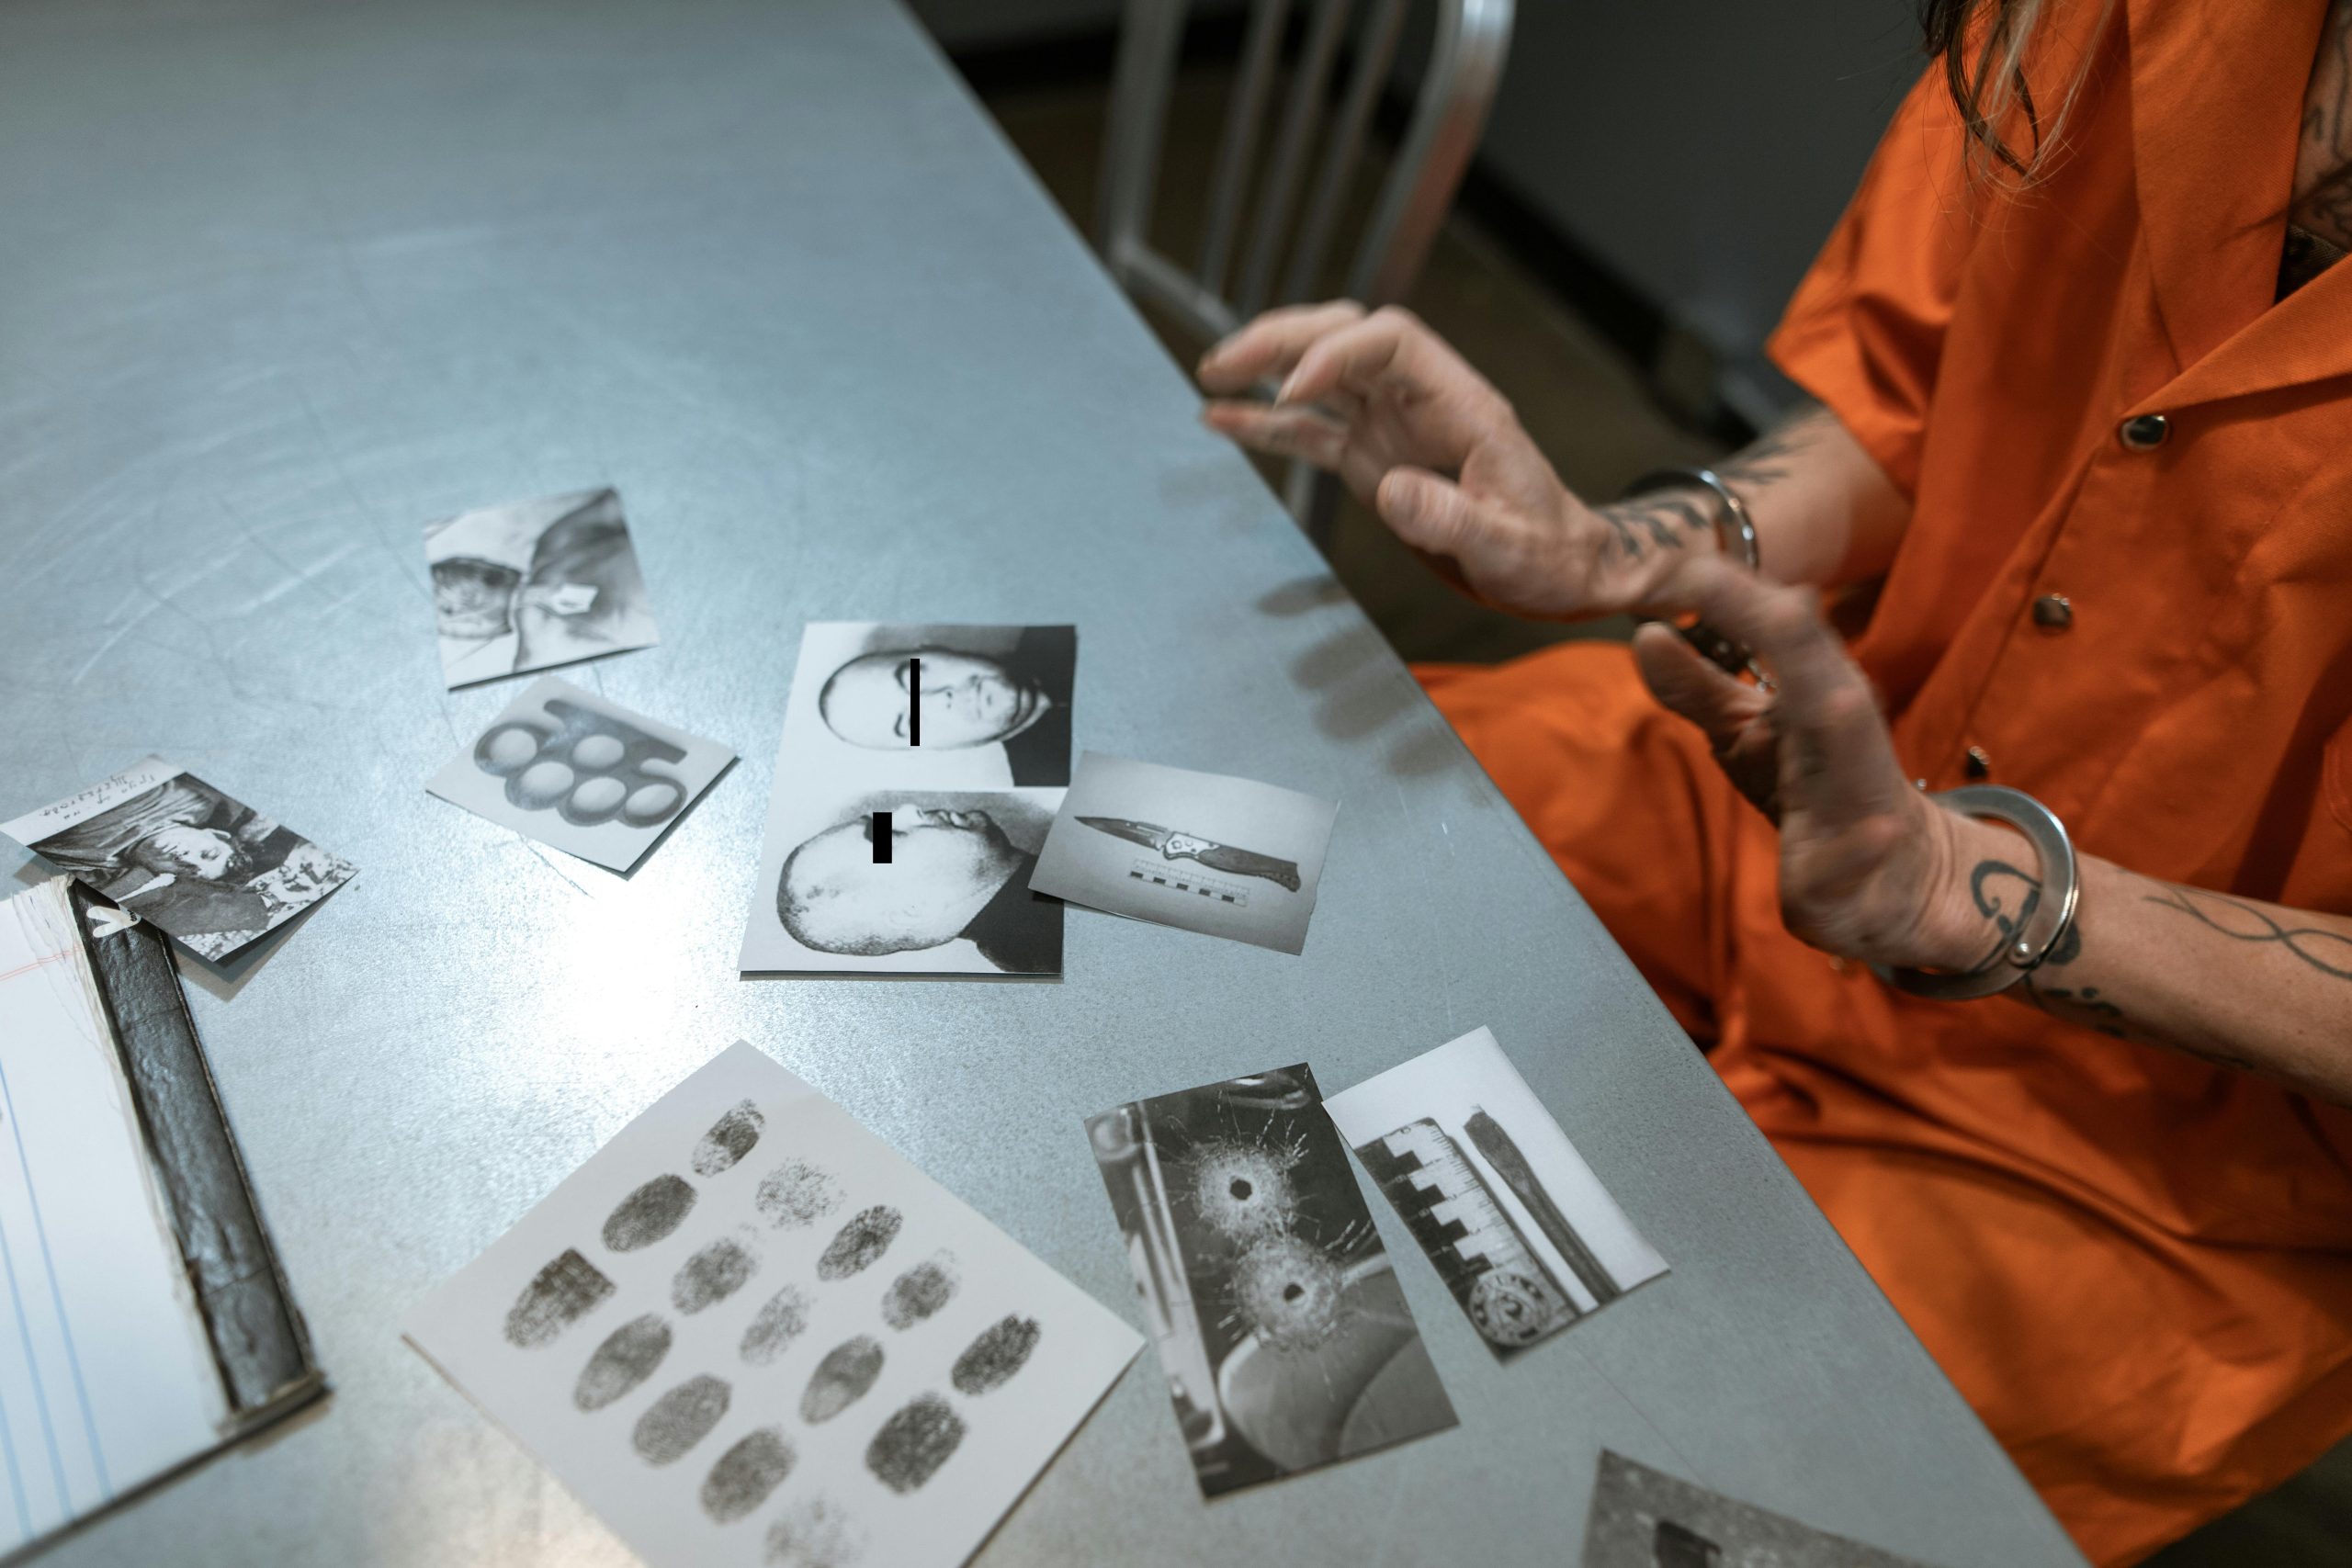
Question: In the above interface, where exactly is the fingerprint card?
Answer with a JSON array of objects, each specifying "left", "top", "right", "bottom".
[
  {"left": 1085, "top": 1063, "right": 1456, "bottom": 1497},
  {"left": 428, "top": 677, "right": 735, "bottom": 872},
  {"left": 1325, "top": 1028, "right": 1668, "bottom": 1360},
  {"left": 404, "top": 1043, "right": 1142, "bottom": 1568}
]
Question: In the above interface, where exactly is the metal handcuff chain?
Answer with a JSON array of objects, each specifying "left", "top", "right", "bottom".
[
  {"left": 1619, "top": 467, "right": 1770, "bottom": 686},
  {"left": 1874, "top": 784, "right": 2082, "bottom": 1001}
]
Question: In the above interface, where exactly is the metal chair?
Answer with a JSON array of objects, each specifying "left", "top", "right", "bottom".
[{"left": 1095, "top": 0, "right": 1515, "bottom": 540}]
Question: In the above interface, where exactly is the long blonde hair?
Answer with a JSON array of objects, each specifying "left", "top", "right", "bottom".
[{"left": 1922, "top": 0, "right": 2106, "bottom": 184}]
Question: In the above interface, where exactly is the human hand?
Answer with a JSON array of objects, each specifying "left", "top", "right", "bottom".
[
  {"left": 1197, "top": 302, "right": 1694, "bottom": 619},
  {"left": 1631, "top": 557, "right": 2002, "bottom": 972}
]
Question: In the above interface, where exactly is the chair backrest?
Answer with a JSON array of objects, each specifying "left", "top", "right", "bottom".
[{"left": 1095, "top": 0, "right": 1514, "bottom": 346}]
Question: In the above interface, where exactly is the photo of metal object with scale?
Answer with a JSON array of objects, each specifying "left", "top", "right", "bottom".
[
  {"left": 1084, "top": 1063, "right": 1456, "bottom": 1497},
  {"left": 1326, "top": 1027, "right": 1668, "bottom": 1361}
]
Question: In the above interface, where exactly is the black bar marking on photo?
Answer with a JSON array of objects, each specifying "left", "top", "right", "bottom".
[
  {"left": 872, "top": 811, "right": 891, "bottom": 863},
  {"left": 1464, "top": 1110, "right": 1622, "bottom": 1304},
  {"left": 908, "top": 657, "right": 920, "bottom": 746}
]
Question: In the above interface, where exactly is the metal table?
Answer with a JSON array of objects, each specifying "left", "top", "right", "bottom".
[{"left": 0, "top": 1, "right": 2082, "bottom": 1562}]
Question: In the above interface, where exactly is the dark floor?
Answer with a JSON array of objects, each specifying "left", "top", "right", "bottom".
[{"left": 975, "top": 62, "right": 2352, "bottom": 1568}]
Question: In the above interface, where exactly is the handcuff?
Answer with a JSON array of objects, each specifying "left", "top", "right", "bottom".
[
  {"left": 1623, "top": 472, "right": 2081, "bottom": 1000},
  {"left": 1620, "top": 467, "right": 1770, "bottom": 685},
  {"left": 1874, "top": 784, "right": 2082, "bottom": 1001}
]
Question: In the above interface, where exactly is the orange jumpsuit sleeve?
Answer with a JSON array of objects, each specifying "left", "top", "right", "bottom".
[{"left": 1766, "top": 68, "right": 1978, "bottom": 501}]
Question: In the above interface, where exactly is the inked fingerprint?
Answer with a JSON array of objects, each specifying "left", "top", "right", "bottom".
[
  {"left": 632, "top": 1374, "right": 730, "bottom": 1465},
  {"left": 603, "top": 1174, "right": 697, "bottom": 1252},
  {"left": 672, "top": 1235, "right": 759, "bottom": 1314},
  {"left": 503, "top": 1250, "right": 615, "bottom": 1348},
  {"left": 798, "top": 1336, "right": 885, "bottom": 1424},
  {"left": 878, "top": 1253, "right": 958, "bottom": 1331},
  {"left": 574, "top": 1314, "right": 672, "bottom": 1411},
  {"left": 739, "top": 1285, "right": 812, "bottom": 1367},
  {"left": 815, "top": 1206, "right": 902, "bottom": 1281},
  {"left": 864, "top": 1393, "right": 965, "bottom": 1494},
  {"left": 699, "top": 1426, "right": 795, "bottom": 1524},
  {"left": 764, "top": 1495, "right": 865, "bottom": 1567},
  {"left": 949, "top": 1315, "right": 1041, "bottom": 1396},
  {"left": 694, "top": 1100, "right": 764, "bottom": 1178},
  {"left": 754, "top": 1159, "right": 842, "bottom": 1229}
]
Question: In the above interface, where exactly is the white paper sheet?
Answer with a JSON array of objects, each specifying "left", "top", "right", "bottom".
[
  {"left": 428, "top": 677, "right": 736, "bottom": 873},
  {"left": 0, "top": 880, "right": 228, "bottom": 1554},
  {"left": 404, "top": 1043, "right": 1140, "bottom": 1568},
  {"left": 1324, "top": 1027, "right": 1668, "bottom": 1358},
  {"left": 737, "top": 624, "right": 1073, "bottom": 976}
]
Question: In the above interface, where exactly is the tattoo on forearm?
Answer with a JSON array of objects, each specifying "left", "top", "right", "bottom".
[
  {"left": 2142, "top": 886, "right": 2352, "bottom": 983},
  {"left": 1971, "top": 859, "right": 2128, "bottom": 1038},
  {"left": 1713, "top": 401, "right": 1832, "bottom": 489},
  {"left": 1594, "top": 492, "right": 1711, "bottom": 562},
  {"left": 1597, "top": 402, "right": 1833, "bottom": 563}
]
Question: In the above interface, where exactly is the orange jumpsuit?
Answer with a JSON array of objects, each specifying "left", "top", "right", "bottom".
[{"left": 1421, "top": 4, "right": 2352, "bottom": 1561}]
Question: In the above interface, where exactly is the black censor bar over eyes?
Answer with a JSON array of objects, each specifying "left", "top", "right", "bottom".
[
  {"left": 871, "top": 811, "right": 891, "bottom": 863},
  {"left": 908, "top": 657, "right": 920, "bottom": 747}
]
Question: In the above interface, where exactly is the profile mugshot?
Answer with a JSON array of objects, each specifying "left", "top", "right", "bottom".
[
  {"left": 775, "top": 797, "right": 1062, "bottom": 975},
  {"left": 817, "top": 625, "right": 1075, "bottom": 785}
]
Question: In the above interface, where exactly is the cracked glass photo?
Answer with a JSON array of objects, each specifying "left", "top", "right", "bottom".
[{"left": 1085, "top": 1062, "right": 1455, "bottom": 1496}]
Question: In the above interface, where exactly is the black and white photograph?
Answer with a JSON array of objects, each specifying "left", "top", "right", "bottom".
[
  {"left": 1085, "top": 1063, "right": 1455, "bottom": 1497},
  {"left": 425, "top": 488, "right": 660, "bottom": 689},
  {"left": 403, "top": 1043, "right": 1143, "bottom": 1568},
  {"left": 2, "top": 756, "right": 357, "bottom": 964},
  {"left": 794, "top": 623, "right": 1075, "bottom": 788},
  {"left": 1581, "top": 1450, "right": 1938, "bottom": 1568},
  {"left": 741, "top": 790, "right": 1064, "bottom": 976},
  {"left": 738, "top": 622, "right": 1077, "bottom": 976},
  {"left": 426, "top": 677, "right": 737, "bottom": 874},
  {"left": 1030, "top": 753, "right": 1338, "bottom": 955},
  {"left": 1326, "top": 1027, "right": 1668, "bottom": 1360}
]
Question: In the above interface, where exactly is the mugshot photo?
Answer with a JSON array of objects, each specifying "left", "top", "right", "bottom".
[
  {"left": 741, "top": 787, "right": 1063, "bottom": 976},
  {"left": 787, "top": 622, "right": 1075, "bottom": 789}
]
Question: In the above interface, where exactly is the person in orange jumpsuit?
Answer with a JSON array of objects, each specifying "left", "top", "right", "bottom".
[{"left": 1200, "top": 2, "right": 2352, "bottom": 1561}]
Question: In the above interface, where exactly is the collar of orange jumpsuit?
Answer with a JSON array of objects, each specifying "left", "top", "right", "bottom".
[{"left": 1418, "top": 2, "right": 2352, "bottom": 1561}]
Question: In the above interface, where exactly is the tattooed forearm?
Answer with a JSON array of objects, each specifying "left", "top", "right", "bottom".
[
  {"left": 1715, "top": 401, "right": 1834, "bottom": 489},
  {"left": 1593, "top": 492, "right": 1712, "bottom": 561},
  {"left": 1597, "top": 401, "right": 1836, "bottom": 563},
  {"left": 2142, "top": 886, "right": 2352, "bottom": 983},
  {"left": 1969, "top": 858, "right": 2130, "bottom": 1038}
]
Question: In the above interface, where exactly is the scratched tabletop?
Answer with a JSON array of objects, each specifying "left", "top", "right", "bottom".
[{"left": 0, "top": 1, "right": 2082, "bottom": 1563}]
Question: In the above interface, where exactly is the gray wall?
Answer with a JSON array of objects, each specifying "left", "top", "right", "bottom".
[
  {"left": 912, "top": 0, "right": 1924, "bottom": 422},
  {"left": 1471, "top": 0, "right": 1922, "bottom": 422}
]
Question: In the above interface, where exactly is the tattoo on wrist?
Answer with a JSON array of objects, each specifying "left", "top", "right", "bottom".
[
  {"left": 2142, "top": 886, "right": 2352, "bottom": 983},
  {"left": 1594, "top": 492, "right": 1712, "bottom": 562},
  {"left": 1971, "top": 859, "right": 2128, "bottom": 1038}
]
